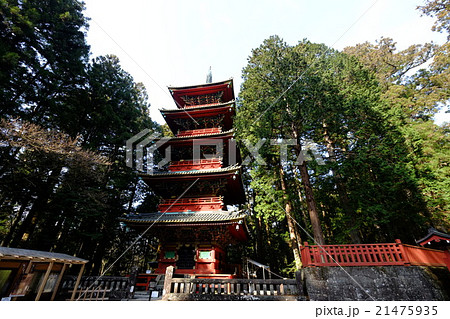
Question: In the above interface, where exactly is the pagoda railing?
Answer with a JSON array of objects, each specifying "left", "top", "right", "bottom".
[
  {"left": 177, "top": 127, "right": 222, "bottom": 137},
  {"left": 165, "top": 278, "right": 299, "bottom": 300},
  {"left": 183, "top": 102, "right": 222, "bottom": 109},
  {"left": 158, "top": 196, "right": 224, "bottom": 212},
  {"left": 161, "top": 267, "right": 302, "bottom": 301},
  {"left": 168, "top": 158, "right": 222, "bottom": 172},
  {"left": 300, "top": 239, "right": 450, "bottom": 270}
]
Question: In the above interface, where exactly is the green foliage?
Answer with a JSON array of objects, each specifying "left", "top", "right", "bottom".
[
  {"left": 344, "top": 30, "right": 450, "bottom": 232},
  {"left": 418, "top": 0, "right": 450, "bottom": 39},
  {"left": 0, "top": 0, "right": 90, "bottom": 123}
]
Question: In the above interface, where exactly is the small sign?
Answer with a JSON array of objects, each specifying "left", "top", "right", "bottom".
[
  {"left": 9, "top": 273, "right": 34, "bottom": 297},
  {"left": 199, "top": 251, "right": 212, "bottom": 259},
  {"left": 151, "top": 291, "right": 159, "bottom": 298},
  {"left": 1, "top": 297, "right": 11, "bottom": 301},
  {"left": 164, "top": 251, "right": 175, "bottom": 259}
]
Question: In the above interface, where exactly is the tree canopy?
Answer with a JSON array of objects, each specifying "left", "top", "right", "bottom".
[{"left": 0, "top": 0, "right": 160, "bottom": 275}]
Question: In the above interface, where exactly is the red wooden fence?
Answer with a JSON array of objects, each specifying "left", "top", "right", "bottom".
[
  {"left": 300, "top": 239, "right": 450, "bottom": 271},
  {"left": 402, "top": 244, "right": 450, "bottom": 269}
]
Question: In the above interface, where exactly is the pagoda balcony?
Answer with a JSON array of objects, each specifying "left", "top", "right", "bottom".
[
  {"left": 158, "top": 196, "right": 224, "bottom": 212},
  {"left": 168, "top": 158, "right": 222, "bottom": 172},
  {"left": 176, "top": 127, "right": 222, "bottom": 137}
]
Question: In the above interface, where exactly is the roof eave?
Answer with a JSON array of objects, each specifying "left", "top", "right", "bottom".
[{"left": 168, "top": 78, "right": 233, "bottom": 91}]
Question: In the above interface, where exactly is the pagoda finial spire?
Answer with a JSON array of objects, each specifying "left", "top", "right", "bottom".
[{"left": 206, "top": 66, "right": 212, "bottom": 83}]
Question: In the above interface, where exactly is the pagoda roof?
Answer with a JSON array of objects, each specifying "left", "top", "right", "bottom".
[
  {"left": 142, "top": 164, "right": 241, "bottom": 178},
  {"left": 158, "top": 129, "right": 238, "bottom": 157},
  {"left": 168, "top": 129, "right": 234, "bottom": 142},
  {"left": 119, "top": 210, "right": 246, "bottom": 225},
  {"left": 168, "top": 79, "right": 234, "bottom": 108},
  {"left": 161, "top": 102, "right": 235, "bottom": 134}
]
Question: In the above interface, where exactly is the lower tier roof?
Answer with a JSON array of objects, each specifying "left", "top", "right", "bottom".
[{"left": 119, "top": 210, "right": 246, "bottom": 225}]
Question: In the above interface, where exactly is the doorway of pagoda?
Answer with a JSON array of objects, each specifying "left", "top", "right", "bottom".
[{"left": 176, "top": 245, "right": 196, "bottom": 269}]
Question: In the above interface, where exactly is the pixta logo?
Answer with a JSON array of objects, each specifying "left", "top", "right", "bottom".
[
  {"left": 126, "top": 130, "right": 171, "bottom": 174},
  {"left": 126, "top": 129, "right": 325, "bottom": 173}
]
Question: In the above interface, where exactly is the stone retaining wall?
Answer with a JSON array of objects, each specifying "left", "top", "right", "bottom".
[{"left": 303, "top": 266, "right": 449, "bottom": 301}]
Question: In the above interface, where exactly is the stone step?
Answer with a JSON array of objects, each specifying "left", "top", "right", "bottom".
[{"left": 129, "top": 291, "right": 150, "bottom": 301}]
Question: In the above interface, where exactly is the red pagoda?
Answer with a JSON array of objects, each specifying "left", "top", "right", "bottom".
[{"left": 121, "top": 78, "right": 248, "bottom": 279}]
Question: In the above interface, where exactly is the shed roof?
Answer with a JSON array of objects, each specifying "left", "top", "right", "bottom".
[{"left": 0, "top": 246, "right": 88, "bottom": 264}]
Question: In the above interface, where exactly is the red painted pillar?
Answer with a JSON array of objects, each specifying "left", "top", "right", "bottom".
[{"left": 301, "top": 242, "right": 311, "bottom": 266}]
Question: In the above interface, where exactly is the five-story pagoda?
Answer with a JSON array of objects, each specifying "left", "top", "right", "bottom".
[{"left": 121, "top": 78, "right": 248, "bottom": 278}]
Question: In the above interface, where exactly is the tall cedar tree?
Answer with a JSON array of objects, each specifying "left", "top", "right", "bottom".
[{"left": 236, "top": 37, "right": 430, "bottom": 274}]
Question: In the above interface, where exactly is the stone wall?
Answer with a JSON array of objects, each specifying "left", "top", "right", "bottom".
[{"left": 303, "top": 266, "right": 450, "bottom": 301}]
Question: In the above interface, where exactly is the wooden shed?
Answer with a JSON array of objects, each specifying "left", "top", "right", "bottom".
[{"left": 0, "top": 247, "right": 88, "bottom": 301}]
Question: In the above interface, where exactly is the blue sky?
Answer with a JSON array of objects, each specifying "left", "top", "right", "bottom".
[{"left": 83, "top": 0, "right": 448, "bottom": 124}]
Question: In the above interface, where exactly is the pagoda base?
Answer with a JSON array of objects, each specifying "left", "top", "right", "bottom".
[{"left": 154, "top": 243, "right": 242, "bottom": 278}]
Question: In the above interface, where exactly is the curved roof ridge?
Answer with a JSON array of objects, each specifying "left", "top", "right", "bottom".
[{"left": 167, "top": 78, "right": 233, "bottom": 90}]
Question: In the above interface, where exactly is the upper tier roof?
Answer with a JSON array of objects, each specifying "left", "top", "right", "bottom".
[
  {"left": 168, "top": 79, "right": 234, "bottom": 109},
  {"left": 160, "top": 101, "right": 235, "bottom": 134}
]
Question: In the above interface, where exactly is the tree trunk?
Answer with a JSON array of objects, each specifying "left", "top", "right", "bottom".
[
  {"left": 255, "top": 215, "right": 265, "bottom": 264},
  {"left": 279, "top": 166, "right": 302, "bottom": 269},
  {"left": 297, "top": 160, "right": 325, "bottom": 245},
  {"left": 23, "top": 167, "right": 63, "bottom": 248},
  {"left": 290, "top": 125, "right": 326, "bottom": 246},
  {"left": 322, "top": 121, "right": 361, "bottom": 243},
  {"left": 292, "top": 167, "right": 310, "bottom": 227},
  {"left": 90, "top": 241, "right": 105, "bottom": 275},
  {"left": 1, "top": 195, "right": 30, "bottom": 246},
  {"left": 127, "top": 180, "right": 138, "bottom": 212}
]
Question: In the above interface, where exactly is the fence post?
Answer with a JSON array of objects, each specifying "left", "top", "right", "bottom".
[
  {"left": 127, "top": 266, "right": 139, "bottom": 300},
  {"left": 50, "top": 263, "right": 67, "bottom": 301},
  {"left": 301, "top": 242, "right": 311, "bottom": 266},
  {"left": 395, "top": 239, "right": 410, "bottom": 265},
  {"left": 162, "top": 266, "right": 174, "bottom": 301},
  {"left": 70, "top": 264, "right": 86, "bottom": 301}
]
